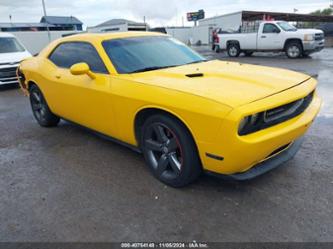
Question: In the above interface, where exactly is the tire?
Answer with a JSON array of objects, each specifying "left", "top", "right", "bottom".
[
  {"left": 244, "top": 51, "right": 253, "bottom": 57},
  {"left": 29, "top": 84, "right": 60, "bottom": 127},
  {"left": 227, "top": 43, "right": 240, "bottom": 57},
  {"left": 140, "top": 114, "right": 202, "bottom": 187},
  {"left": 286, "top": 41, "right": 303, "bottom": 59}
]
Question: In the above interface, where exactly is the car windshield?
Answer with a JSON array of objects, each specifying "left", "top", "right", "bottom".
[
  {"left": 0, "top": 37, "right": 25, "bottom": 53},
  {"left": 102, "top": 36, "right": 206, "bottom": 74},
  {"left": 277, "top": 22, "right": 297, "bottom": 32}
]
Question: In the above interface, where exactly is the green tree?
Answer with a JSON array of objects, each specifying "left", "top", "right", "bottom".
[{"left": 310, "top": 8, "right": 333, "bottom": 16}]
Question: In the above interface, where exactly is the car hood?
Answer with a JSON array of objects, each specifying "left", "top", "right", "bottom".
[
  {"left": 130, "top": 60, "right": 311, "bottom": 107},
  {"left": 0, "top": 51, "right": 31, "bottom": 65},
  {"left": 296, "top": 29, "right": 323, "bottom": 35}
]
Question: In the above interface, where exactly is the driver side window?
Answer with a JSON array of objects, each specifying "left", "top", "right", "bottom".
[
  {"left": 263, "top": 24, "right": 280, "bottom": 34},
  {"left": 48, "top": 42, "right": 108, "bottom": 74}
]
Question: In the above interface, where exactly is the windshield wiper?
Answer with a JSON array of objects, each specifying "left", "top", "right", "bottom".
[
  {"left": 130, "top": 65, "right": 178, "bottom": 73},
  {"left": 184, "top": 59, "right": 208, "bottom": 65},
  {"left": 130, "top": 60, "right": 207, "bottom": 73}
]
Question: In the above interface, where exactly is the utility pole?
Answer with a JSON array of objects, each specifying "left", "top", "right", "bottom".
[
  {"left": 143, "top": 16, "right": 146, "bottom": 31},
  {"left": 42, "top": 0, "right": 51, "bottom": 43},
  {"left": 9, "top": 14, "right": 13, "bottom": 27}
]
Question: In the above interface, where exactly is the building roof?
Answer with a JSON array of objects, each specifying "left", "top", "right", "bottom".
[
  {"left": 241, "top": 10, "right": 333, "bottom": 22},
  {"left": 0, "top": 22, "right": 55, "bottom": 28},
  {"left": 94, "top": 19, "right": 146, "bottom": 27},
  {"left": 200, "top": 10, "right": 333, "bottom": 23},
  {"left": 40, "top": 16, "right": 83, "bottom": 25}
]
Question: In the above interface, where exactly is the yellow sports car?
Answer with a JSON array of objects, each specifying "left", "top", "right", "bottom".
[{"left": 18, "top": 32, "right": 321, "bottom": 187}]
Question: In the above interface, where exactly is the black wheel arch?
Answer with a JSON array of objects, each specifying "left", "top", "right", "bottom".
[
  {"left": 27, "top": 80, "right": 38, "bottom": 91},
  {"left": 134, "top": 108, "right": 199, "bottom": 154},
  {"left": 227, "top": 40, "right": 241, "bottom": 49},
  {"left": 27, "top": 81, "right": 58, "bottom": 117},
  {"left": 284, "top": 38, "right": 303, "bottom": 51}
]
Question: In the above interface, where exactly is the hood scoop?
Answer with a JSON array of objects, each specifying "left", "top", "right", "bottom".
[{"left": 186, "top": 73, "right": 204, "bottom": 78}]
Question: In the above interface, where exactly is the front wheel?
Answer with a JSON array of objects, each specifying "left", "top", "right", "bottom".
[
  {"left": 29, "top": 84, "right": 60, "bottom": 127},
  {"left": 286, "top": 42, "right": 303, "bottom": 59},
  {"left": 141, "top": 114, "right": 202, "bottom": 187}
]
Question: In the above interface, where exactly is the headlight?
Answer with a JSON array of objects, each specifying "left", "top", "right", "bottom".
[
  {"left": 304, "top": 34, "right": 314, "bottom": 41},
  {"left": 238, "top": 113, "right": 260, "bottom": 135}
]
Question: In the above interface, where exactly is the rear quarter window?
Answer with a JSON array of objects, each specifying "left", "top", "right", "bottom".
[{"left": 48, "top": 42, "right": 108, "bottom": 74}]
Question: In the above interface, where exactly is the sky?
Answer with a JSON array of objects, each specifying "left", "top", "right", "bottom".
[{"left": 0, "top": 0, "right": 331, "bottom": 28}]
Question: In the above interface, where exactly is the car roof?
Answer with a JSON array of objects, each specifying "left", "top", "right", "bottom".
[
  {"left": 0, "top": 32, "right": 15, "bottom": 38},
  {"left": 59, "top": 31, "right": 168, "bottom": 43}
]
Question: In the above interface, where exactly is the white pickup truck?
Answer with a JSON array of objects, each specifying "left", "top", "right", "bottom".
[
  {"left": 0, "top": 33, "right": 31, "bottom": 85},
  {"left": 214, "top": 21, "right": 325, "bottom": 58}
]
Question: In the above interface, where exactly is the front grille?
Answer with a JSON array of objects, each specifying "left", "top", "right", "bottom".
[
  {"left": 315, "top": 33, "right": 324, "bottom": 41},
  {"left": 0, "top": 61, "right": 20, "bottom": 66},
  {"left": 0, "top": 66, "right": 19, "bottom": 84},
  {"left": 264, "top": 92, "right": 313, "bottom": 123},
  {"left": 239, "top": 91, "right": 314, "bottom": 135}
]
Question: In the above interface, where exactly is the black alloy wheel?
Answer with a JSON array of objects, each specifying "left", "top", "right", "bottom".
[
  {"left": 141, "top": 114, "right": 201, "bottom": 187},
  {"left": 29, "top": 84, "right": 60, "bottom": 127}
]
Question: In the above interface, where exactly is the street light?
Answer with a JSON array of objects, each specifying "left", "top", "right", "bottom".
[{"left": 42, "top": 0, "right": 51, "bottom": 43}]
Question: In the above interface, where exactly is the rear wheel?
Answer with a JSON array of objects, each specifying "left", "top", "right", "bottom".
[
  {"left": 286, "top": 41, "right": 303, "bottom": 59},
  {"left": 141, "top": 114, "right": 202, "bottom": 187},
  {"left": 227, "top": 43, "right": 240, "bottom": 57},
  {"left": 29, "top": 84, "right": 60, "bottom": 127}
]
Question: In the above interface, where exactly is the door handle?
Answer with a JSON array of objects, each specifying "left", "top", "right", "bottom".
[{"left": 261, "top": 36, "right": 266, "bottom": 38}]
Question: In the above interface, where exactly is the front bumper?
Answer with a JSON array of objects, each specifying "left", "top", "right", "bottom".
[
  {"left": 303, "top": 40, "right": 325, "bottom": 53},
  {"left": 198, "top": 78, "right": 321, "bottom": 176},
  {"left": 0, "top": 64, "right": 20, "bottom": 85},
  {"left": 206, "top": 137, "right": 304, "bottom": 180}
]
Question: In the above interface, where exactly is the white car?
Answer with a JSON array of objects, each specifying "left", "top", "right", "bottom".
[
  {"left": 0, "top": 33, "right": 31, "bottom": 85},
  {"left": 215, "top": 21, "right": 325, "bottom": 58}
]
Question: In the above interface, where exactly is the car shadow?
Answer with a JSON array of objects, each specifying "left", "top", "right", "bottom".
[
  {"left": 0, "top": 83, "right": 19, "bottom": 91},
  {"left": 56, "top": 119, "right": 284, "bottom": 192}
]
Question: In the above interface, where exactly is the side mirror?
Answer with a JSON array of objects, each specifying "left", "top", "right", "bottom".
[
  {"left": 70, "top": 62, "right": 96, "bottom": 79},
  {"left": 275, "top": 29, "right": 281, "bottom": 34}
]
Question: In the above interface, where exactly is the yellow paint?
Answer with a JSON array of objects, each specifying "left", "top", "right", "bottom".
[{"left": 19, "top": 32, "right": 322, "bottom": 175}]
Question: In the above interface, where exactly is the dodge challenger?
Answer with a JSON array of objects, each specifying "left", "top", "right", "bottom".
[{"left": 18, "top": 32, "right": 322, "bottom": 187}]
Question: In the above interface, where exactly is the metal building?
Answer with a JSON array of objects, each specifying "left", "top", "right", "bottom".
[
  {"left": 88, "top": 19, "right": 148, "bottom": 33},
  {"left": 0, "top": 16, "right": 83, "bottom": 32}
]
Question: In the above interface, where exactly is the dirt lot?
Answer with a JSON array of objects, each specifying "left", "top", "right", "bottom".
[{"left": 1, "top": 48, "right": 332, "bottom": 242}]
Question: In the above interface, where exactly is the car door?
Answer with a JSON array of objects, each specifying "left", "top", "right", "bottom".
[
  {"left": 257, "top": 23, "right": 283, "bottom": 50},
  {"left": 45, "top": 41, "right": 116, "bottom": 136}
]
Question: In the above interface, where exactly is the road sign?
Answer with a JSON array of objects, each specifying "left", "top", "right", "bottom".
[{"left": 187, "top": 9, "right": 205, "bottom": 22}]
